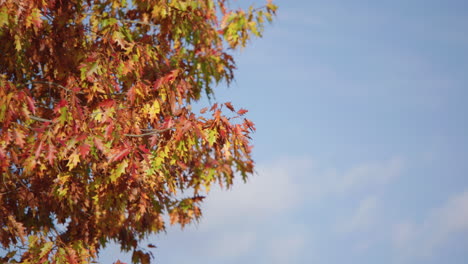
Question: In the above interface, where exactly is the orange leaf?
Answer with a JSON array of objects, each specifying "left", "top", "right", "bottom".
[
  {"left": 14, "top": 130, "right": 25, "bottom": 147},
  {"left": 225, "top": 102, "right": 235, "bottom": 112},
  {"left": 237, "top": 108, "right": 248, "bottom": 115}
]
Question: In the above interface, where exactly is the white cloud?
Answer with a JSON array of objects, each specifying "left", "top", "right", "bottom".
[
  {"left": 199, "top": 157, "right": 311, "bottom": 229},
  {"left": 137, "top": 156, "right": 406, "bottom": 263},
  {"left": 208, "top": 231, "right": 257, "bottom": 258},
  {"left": 392, "top": 190, "right": 468, "bottom": 258},
  {"left": 265, "top": 232, "right": 307, "bottom": 264},
  {"left": 337, "top": 196, "right": 380, "bottom": 234},
  {"left": 200, "top": 156, "right": 404, "bottom": 230},
  {"left": 421, "top": 190, "right": 468, "bottom": 253},
  {"left": 392, "top": 221, "right": 416, "bottom": 249},
  {"left": 336, "top": 158, "right": 404, "bottom": 194}
]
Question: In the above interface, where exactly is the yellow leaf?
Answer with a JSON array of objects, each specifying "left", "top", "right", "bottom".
[
  {"left": 222, "top": 141, "right": 231, "bottom": 158},
  {"left": 67, "top": 153, "right": 80, "bottom": 170},
  {"left": 14, "top": 35, "right": 21, "bottom": 51},
  {"left": 149, "top": 100, "right": 160, "bottom": 120}
]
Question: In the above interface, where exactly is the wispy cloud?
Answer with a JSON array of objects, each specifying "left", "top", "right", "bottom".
[
  {"left": 147, "top": 156, "right": 406, "bottom": 263},
  {"left": 392, "top": 190, "right": 468, "bottom": 258},
  {"left": 337, "top": 196, "right": 380, "bottom": 234},
  {"left": 265, "top": 232, "right": 307, "bottom": 264}
]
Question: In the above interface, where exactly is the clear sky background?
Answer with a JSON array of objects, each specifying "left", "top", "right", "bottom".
[{"left": 101, "top": 0, "right": 468, "bottom": 263}]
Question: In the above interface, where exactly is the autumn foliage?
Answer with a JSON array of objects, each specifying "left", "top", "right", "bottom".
[{"left": 0, "top": 0, "right": 276, "bottom": 263}]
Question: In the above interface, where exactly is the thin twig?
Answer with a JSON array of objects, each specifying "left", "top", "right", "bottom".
[
  {"left": 124, "top": 128, "right": 172, "bottom": 137},
  {"left": 29, "top": 115, "right": 53, "bottom": 123},
  {"left": 0, "top": 186, "right": 20, "bottom": 195},
  {"left": 29, "top": 81, "right": 83, "bottom": 94}
]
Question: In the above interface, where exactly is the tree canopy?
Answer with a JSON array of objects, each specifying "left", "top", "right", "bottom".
[{"left": 0, "top": 0, "right": 276, "bottom": 263}]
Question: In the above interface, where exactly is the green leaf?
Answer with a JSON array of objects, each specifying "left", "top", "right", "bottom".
[
  {"left": 0, "top": 7, "right": 8, "bottom": 27},
  {"left": 59, "top": 107, "right": 69, "bottom": 124},
  {"left": 39, "top": 241, "right": 53, "bottom": 259},
  {"left": 6, "top": 250, "right": 17, "bottom": 258},
  {"left": 111, "top": 160, "right": 128, "bottom": 182},
  {"left": 85, "top": 62, "right": 99, "bottom": 78},
  {"left": 207, "top": 130, "right": 218, "bottom": 146}
]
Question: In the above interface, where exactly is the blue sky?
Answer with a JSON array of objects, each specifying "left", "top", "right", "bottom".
[{"left": 101, "top": 0, "right": 468, "bottom": 263}]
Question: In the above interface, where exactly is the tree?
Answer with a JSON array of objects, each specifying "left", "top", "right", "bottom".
[{"left": 0, "top": 0, "right": 276, "bottom": 263}]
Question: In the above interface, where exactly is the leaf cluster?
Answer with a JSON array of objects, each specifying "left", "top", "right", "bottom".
[{"left": 0, "top": 0, "right": 276, "bottom": 263}]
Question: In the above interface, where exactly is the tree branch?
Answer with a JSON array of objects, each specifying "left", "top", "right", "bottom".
[
  {"left": 124, "top": 128, "right": 172, "bottom": 137},
  {"left": 28, "top": 81, "right": 83, "bottom": 94},
  {"left": 29, "top": 115, "right": 53, "bottom": 123}
]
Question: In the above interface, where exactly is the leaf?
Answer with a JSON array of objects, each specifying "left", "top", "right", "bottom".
[
  {"left": 109, "top": 148, "right": 131, "bottom": 163},
  {"left": 14, "top": 130, "right": 25, "bottom": 147},
  {"left": 210, "top": 103, "right": 218, "bottom": 111},
  {"left": 6, "top": 250, "right": 17, "bottom": 258},
  {"left": 38, "top": 241, "right": 53, "bottom": 260},
  {"left": 59, "top": 107, "right": 69, "bottom": 124},
  {"left": 67, "top": 152, "right": 80, "bottom": 170},
  {"left": 78, "top": 144, "right": 91, "bottom": 158},
  {"left": 225, "top": 102, "right": 235, "bottom": 111},
  {"left": 35, "top": 140, "right": 44, "bottom": 158},
  {"left": 206, "top": 130, "right": 218, "bottom": 147},
  {"left": 0, "top": 0, "right": 269, "bottom": 260},
  {"left": 26, "top": 96, "right": 36, "bottom": 114},
  {"left": 31, "top": 8, "right": 43, "bottom": 29},
  {"left": 14, "top": 35, "right": 21, "bottom": 51},
  {"left": 110, "top": 160, "right": 128, "bottom": 182},
  {"left": 94, "top": 138, "right": 106, "bottom": 153},
  {"left": 127, "top": 85, "right": 136, "bottom": 103},
  {"left": 148, "top": 100, "right": 160, "bottom": 120},
  {"left": 237, "top": 108, "right": 248, "bottom": 115},
  {"left": 200, "top": 107, "right": 208, "bottom": 114},
  {"left": 0, "top": 7, "right": 8, "bottom": 27},
  {"left": 87, "top": 62, "right": 99, "bottom": 77},
  {"left": 105, "top": 122, "right": 115, "bottom": 139}
]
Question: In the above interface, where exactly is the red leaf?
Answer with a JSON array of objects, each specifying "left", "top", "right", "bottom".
[
  {"left": 244, "top": 118, "right": 256, "bottom": 131},
  {"left": 110, "top": 148, "right": 130, "bottom": 163},
  {"left": 94, "top": 138, "right": 105, "bottom": 152},
  {"left": 210, "top": 103, "right": 218, "bottom": 112},
  {"left": 162, "top": 117, "right": 173, "bottom": 129},
  {"left": 237, "top": 108, "right": 248, "bottom": 115},
  {"left": 57, "top": 99, "right": 68, "bottom": 108},
  {"left": 234, "top": 124, "right": 242, "bottom": 135},
  {"left": 127, "top": 85, "right": 136, "bottom": 103},
  {"left": 26, "top": 96, "right": 36, "bottom": 114},
  {"left": 47, "top": 143, "right": 56, "bottom": 165},
  {"left": 200, "top": 107, "right": 208, "bottom": 114},
  {"left": 76, "top": 134, "right": 87, "bottom": 141},
  {"left": 138, "top": 145, "right": 150, "bottom": 154},
  {"left": 153, "top": 79, "right": 163, "bottom": 90},
  {"left": 105, "top": 123, "right": 115, "bottom": 139},
  {"left": 35, "top": 140, "right": 44, "bottom": 158},
  {"left": 79, "top": 144, "right": 91, "bottom": 158},
  {"left": 99, "top": 99, "right": 115, "bottom": 108},
  {"left": 225, "top": 102, "right": 235, "bottom": 112}
]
